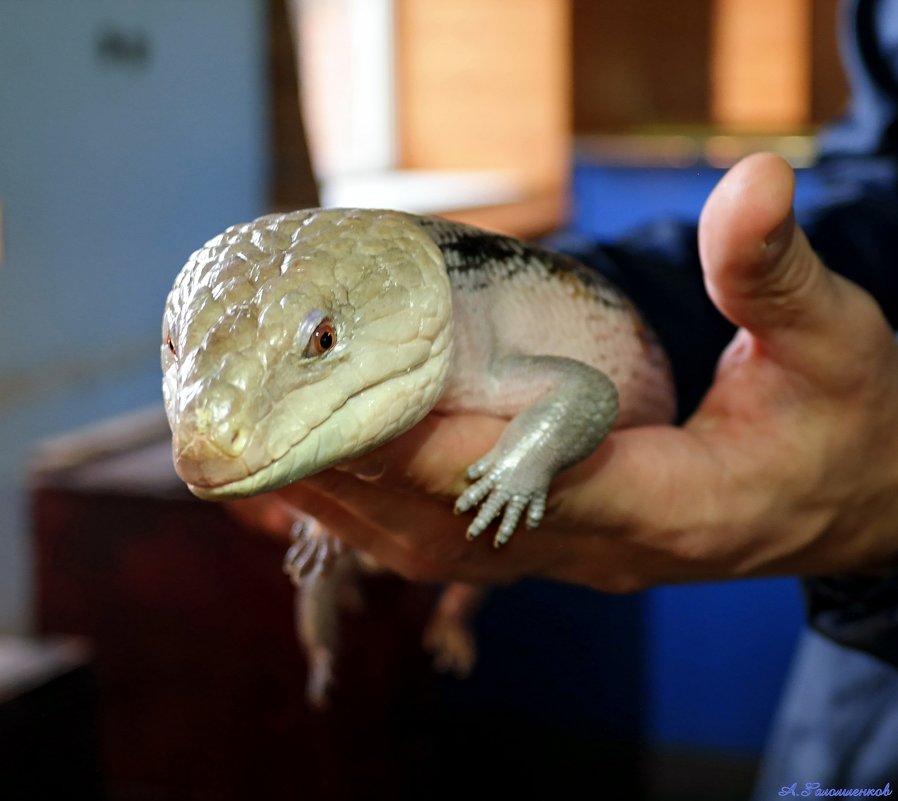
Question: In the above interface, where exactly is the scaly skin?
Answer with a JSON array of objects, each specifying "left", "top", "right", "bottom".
[
  {"left": 162, "top": 208, "right": 674, "bottom": 543},
  {"left": 162, "top": 207, "right": 676, "bottom": 705},
  {"left": 162, "top": 209, "right": 454, "bottom": 499}
]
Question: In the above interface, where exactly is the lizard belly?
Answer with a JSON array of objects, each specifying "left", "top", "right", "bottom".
[{"left": 438, "top": 269, "right": 675, "bottom": 427}]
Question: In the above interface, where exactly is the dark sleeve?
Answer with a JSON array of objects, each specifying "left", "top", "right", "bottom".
[
  {"left": 549, "top": 222, "right": 734, "bottom": 421},
  {"left": 552, "top": 0, "right": 898, "bottom": 663},
  {"left": 555, "top": 162, "right": 898, "bottom": 422},
  {"left": 803, "top": 0, "right": 898, "bottom": 327},
  {"left": 802, "top": 0, "right": 898, "bottom": 667}
]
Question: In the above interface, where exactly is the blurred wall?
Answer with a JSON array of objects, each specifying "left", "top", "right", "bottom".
[
  {"left": 0, "top": 0, "right": 270, "bottom": 632},
  {"left": 572, "top": 0, "right": 713, "bottom": 132}
]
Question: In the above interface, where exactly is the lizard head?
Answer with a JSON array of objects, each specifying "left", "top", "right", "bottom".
[{"left": 162, "top": 208, "right": 454, "bottom": 499}]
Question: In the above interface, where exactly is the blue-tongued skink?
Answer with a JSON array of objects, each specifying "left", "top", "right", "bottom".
[{"left": 161, "top": 208, "right": 676, "bottom": 703}]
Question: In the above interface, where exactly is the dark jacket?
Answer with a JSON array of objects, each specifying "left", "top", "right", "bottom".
[{"left": 569, "top": 0, "right": 898, "bottom": 665}]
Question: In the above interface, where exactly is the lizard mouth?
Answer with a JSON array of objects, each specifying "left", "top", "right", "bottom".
[
  {"left": 185, "top": 462, "right": 289, "bottom": 500},
  {"left": 170, "top": 298, "right": 453, "bottom": 501},
  {"left": 172, "top": 448, "right": 253, "bottom": 497},
  {"left": 178, "top": 347, "right": 452, "bottom": 501}
]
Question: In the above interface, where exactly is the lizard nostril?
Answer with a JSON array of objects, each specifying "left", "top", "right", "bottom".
[{"left": 226, "top": 427, "right": 249, "bottom": 455}]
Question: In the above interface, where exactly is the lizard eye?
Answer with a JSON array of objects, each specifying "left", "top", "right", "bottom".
[{"left": 305, "top": 320, "right": 336, "bottom": 357}]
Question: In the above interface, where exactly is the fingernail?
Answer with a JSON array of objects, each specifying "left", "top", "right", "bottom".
[
  {"left": 335, "top": 458, "right": 385, "bottom": 480},
  {"left": 762, "top": 210, "right": 795, "bottom": 259}
]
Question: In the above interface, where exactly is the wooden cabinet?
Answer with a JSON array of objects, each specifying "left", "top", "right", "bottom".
[
  {"left": 29, "top": 409, "right": 647, "bottom": 800},
  {"left": 30, "top": 411, "right": 442, "bottom": 800}
]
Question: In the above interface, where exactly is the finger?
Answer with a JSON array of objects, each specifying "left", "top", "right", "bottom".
[
  {"left": 336, "top": 413, "right": 507, "bottom": 495},
  {"left": 275, "top": 477, "right": 427, "bottom": 571},
  {"left": 699, "top": 152, "right": 894, "bottom": 391},
  {"left": 278, "top": 471, "right": 500, "bottom": 581},
  {"left": 225, "top": 494, "right": 298, "bottom": 539},
  {"left": 698, "top": 152, "right": 843, "bottom": 346}
]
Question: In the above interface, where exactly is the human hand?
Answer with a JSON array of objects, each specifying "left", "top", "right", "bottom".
[{"left": 259, "top": 153, "right": 898, "bottom": 591}]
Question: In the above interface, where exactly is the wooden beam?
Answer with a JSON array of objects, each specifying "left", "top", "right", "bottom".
[{"left": 710, "top": 0, "right": 811, "bottom": 130}]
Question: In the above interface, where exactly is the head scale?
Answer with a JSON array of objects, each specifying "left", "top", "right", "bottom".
[{"left": 162, "top": 208, "right": 454, "bottom": 498}]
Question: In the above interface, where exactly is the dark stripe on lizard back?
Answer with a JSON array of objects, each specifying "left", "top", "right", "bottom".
[{"left": 414, "top": 215, "right": 628, "bottom": 310}]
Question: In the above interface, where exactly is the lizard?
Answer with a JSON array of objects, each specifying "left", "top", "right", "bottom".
[{"left": 161, "top": 208, "right": 676, "bottom": 703}]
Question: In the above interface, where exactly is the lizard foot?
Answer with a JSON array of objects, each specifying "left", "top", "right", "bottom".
[
  {"left": 454, "top": 452, "right": 548, "bottom": 547},
  {"left": 422, "top": 615, "right": 477, "bottom": 678},
  {"left": 451, "top": 353, "right": 619, "bottom": 547},
  {"left": 283, "top": 516, "right": 345, "bottom": 588}
]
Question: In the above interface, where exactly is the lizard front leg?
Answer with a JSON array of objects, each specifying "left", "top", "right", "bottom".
[
  {"left": 455, "top": 354, "right": 619, "bottom": 546},
  {"left": 281, "top": 513, "right": 359, "bottom": 706},
  {"left": 283, "top": 514, "right": 345, "bottom": 587}
]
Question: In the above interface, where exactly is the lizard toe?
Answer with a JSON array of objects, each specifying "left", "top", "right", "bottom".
[
  {"left": 466, "top": 488, "right": 510, "bottom": 540},
  {"left": 493, "top": 494, "right": 529, "bottom": 547},
  {"left": 455, "top": 472, "right": 496, "bottom": 514}
]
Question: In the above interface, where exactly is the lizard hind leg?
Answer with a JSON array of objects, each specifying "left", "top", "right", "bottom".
[{"left": 422, "top": 583, "right": 486, "bottom": 678}]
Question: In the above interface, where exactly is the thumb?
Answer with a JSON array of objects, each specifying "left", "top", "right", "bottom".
[{"left": 698, "top": 152, "right": 842, "bottom": 351}]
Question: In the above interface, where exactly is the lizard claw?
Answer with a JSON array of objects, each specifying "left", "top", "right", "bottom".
[{"left": 465, "top": 456, "right": 493, "bottom": 481}]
